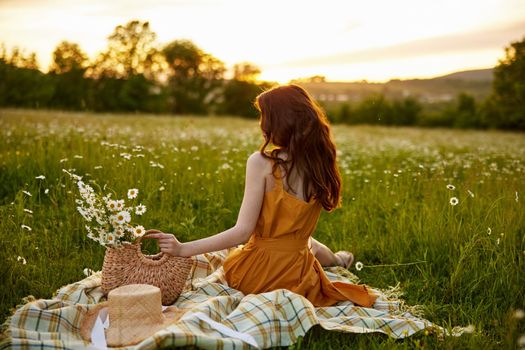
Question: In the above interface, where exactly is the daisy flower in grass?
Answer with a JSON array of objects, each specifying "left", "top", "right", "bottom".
[
  {"left": 446, "top": 184, "right": 455, "bottom": 190},
  {"left": 127, "top": 188, "right": 138, "bottom": 199},
  {"left": 355, "top": 261, "right": 364, "bottom": 271},
  {"left": 449, "top": 197, "right": 459, "bottom": 206},
  {"left": 135, "top": 204, "right": 146, "bottom": 215}
]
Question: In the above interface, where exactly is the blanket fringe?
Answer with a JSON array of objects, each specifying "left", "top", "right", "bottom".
[
  {"left": 377, "top": 282, "right": 426, "bottom": 318},
  {"left": 0, "top": 295, "right": 37, "bottom": 341}
]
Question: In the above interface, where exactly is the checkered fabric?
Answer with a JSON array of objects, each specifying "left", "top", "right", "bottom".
[{"left": 1, "top": 249, "right": 442, "bottom": 349}]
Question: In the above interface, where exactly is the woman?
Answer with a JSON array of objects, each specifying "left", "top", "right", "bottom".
[{"left": 147, "top": 84, "right": 377, "bottom": 307}]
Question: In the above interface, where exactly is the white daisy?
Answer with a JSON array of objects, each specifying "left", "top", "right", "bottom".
[
  {"left": 127, "top": 188, "right": 138, "bottom": 199},
  {"left": 446, "top": 184, "right": 455, "bottom": 190},
  {"left": 35, "top": 175, "right": 45, "bottom": 180},
  {"left": 133, "top": 225, "right": 146, "bottom": 238},
  {"left": 106, "top": 232, "right": 117, "bottom": 244},
  {"left": 115, "top": 211, "right": 131, "bottom": 224},
  {"left": 21, "top": 224, "right": 32, "bottom": 231},
  {"left": 135, "top": 204, "right": 147, "bottom": 215},
  {"left": 518, "top": 335, "right": 525, "bottom": 347},
  {"left": 83, "top": 268, "right": 94, "bottom": 277},
  {"left": 355, "top": 261, "right": 364, "bottom": 271},
  {"left": 449, "top": 197, "right": 459, "bottom": 206},
  {"left": 22, "top": 190, "right": 32, "bottom": 197},
  {"left": 17, "top": 256, "right": 27, "bottom": 265},
  {"left": 44, "top": 189, "right": 49, "bottom": 194},
  {"left": 106, "top": 200, "right": 118, "bottom": 211},
  {"left": 514, "top": 309, "right": 525, "bottom": 320},
  {"left": 23, "top": 209, "right": 33, "bottom": 214},
  {"left": 115, "top": 200, "right": 125, "bottom": 210},
  {"left": 114, "top": 227, "right": 125, "bottom": 238}
]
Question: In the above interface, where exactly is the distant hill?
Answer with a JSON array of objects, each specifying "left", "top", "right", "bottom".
[
  {"left": 434, "top": 68, "right": 493, "bottom": 81},
  {"left": 291, "top": 68, "right": 494, "bottom": 105}
]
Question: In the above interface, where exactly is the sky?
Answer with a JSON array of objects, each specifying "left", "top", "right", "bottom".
[{"left": 0, "top": 0, "right": 524, "bottom": 83}]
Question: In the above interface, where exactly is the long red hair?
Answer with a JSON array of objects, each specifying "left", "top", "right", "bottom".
[{"left": 254, "top": 84, "right": 342, "bottom": 211}]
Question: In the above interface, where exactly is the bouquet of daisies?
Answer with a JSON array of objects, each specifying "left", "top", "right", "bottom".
[{"left": 63, "top": 169, "right": 147, "bottom": 247}]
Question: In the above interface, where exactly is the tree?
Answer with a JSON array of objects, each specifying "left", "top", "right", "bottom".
[
  {"left": 290, "top": 75, "right": 326, "bottom": 84},
  {"left": 89, "top": 20, "right": 160, "bottom": 79},
  {"left": 49, "top": 41, "right": 88, "bottom": 74},
  {"left": 217, "top": 62, "right": 268, "bottom": 118},
  {"left": 0, "top": 44, "right": 53, "bottom": 108},
  {"left": 391, "top": 97, "right": 422, "bottom": 125},
  {"left": 163, "top": 39, "right": 225, "bottom": 114},
  {"left": 355, "top": 94, "right": 392, "bottom": 125},
  {"left": 85, "top": 20, "right": 164, "bottom": 112},
  {"left": 2, "top": 46, "right": 39, "bottom": 69},
  {"left": 487, "top": 36, "right": 525, "bottom": 129},
  {"left": 453, "top": 93, "right": 478, "bottom": 128},
  {"left": 49, "top": 41, "right": 89, "bottom": 109},
  {"left": 232, "top": 62, "right": 261, "bottom": 83}
]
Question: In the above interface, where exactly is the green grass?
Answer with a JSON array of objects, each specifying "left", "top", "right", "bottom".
[{"left": 1, "top": 108, "right": 524, "bottom": 349}]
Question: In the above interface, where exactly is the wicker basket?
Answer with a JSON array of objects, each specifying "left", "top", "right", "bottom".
[{"left": 101, "top": 233, "right": 194, "bottom": 305}]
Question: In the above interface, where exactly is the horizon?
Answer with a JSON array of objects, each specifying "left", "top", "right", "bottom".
[{"left": 0, "top": 0, "right": 524, "bottom": 83}]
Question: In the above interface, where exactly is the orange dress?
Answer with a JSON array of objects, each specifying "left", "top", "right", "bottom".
[{"left": 223, "top": 162, "right": 378, "bottom": 307}]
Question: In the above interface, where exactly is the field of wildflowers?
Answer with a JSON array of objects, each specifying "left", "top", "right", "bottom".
[{"left": 1, "top": 108, "right": 524, "bottom": 348}]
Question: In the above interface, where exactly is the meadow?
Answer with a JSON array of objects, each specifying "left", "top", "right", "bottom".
[{"left": 0, "top": 108, "right": 524, "bottom": 349}]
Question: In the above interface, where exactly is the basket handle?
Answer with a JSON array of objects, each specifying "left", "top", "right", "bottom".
[
  {"left": 134, "top": 229, "right": 170, "bottom": 265},
  {"left": 136, "top": 229, "right": 163, "bottom": 245}
]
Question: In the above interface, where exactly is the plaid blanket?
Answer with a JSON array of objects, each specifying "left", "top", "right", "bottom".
[{"left": 1, "top": 249, "right": 446, "bottom": 349}]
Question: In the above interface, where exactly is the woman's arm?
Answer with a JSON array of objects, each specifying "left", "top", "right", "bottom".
[{"left": 146, "top": 152, "right": 268, "bottom": 257}]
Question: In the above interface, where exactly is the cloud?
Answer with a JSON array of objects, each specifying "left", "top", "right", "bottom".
[{"left": 278, "top": 20, "right": 525, "bottom": 67}]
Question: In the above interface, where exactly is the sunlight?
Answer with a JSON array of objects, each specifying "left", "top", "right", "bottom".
[{"left": 0, "top": 0, "right": 523, "bottom": 81}]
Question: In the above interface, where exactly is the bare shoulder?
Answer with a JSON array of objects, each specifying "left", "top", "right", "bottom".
[{"left": 247, "top": 151, "right": 272, "bottom": 173}]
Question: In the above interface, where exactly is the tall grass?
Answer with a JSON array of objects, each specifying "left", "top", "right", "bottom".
[{"left": 1, "top": 109, "right": 524, "bottom": 348}]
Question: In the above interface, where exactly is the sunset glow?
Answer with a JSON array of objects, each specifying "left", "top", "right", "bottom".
[{"left": 1, "top": 0, "right": 524, "bottom": 82}]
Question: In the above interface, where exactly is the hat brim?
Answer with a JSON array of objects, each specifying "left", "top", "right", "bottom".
[{"left": 80, "top": 303, "right": 187, "bottom": 347}]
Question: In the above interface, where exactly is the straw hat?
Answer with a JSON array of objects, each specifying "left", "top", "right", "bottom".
[{"left": 80, "top": 284, "right": 186, "bottom": 347}]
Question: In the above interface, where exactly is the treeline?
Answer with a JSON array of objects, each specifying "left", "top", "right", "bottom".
[
  {"left": 324, "top": 32, "right": 525, "bottom": 130},
  {"left": 0, "top": 20, "right": 271, "bottom": 117},
  {"left": 0, "top": 20, "right": 524, "bottom": 130},
  {"left": 324, "top": 92, "right": 497, "bottom": 128},
  {"left": 320, "top": 35, "right": 525, "bottom": 130}
]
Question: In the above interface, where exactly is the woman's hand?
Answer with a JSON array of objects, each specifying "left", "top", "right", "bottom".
[{"left": 145, "top": 229, "right": 185, "bottom": 257}]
